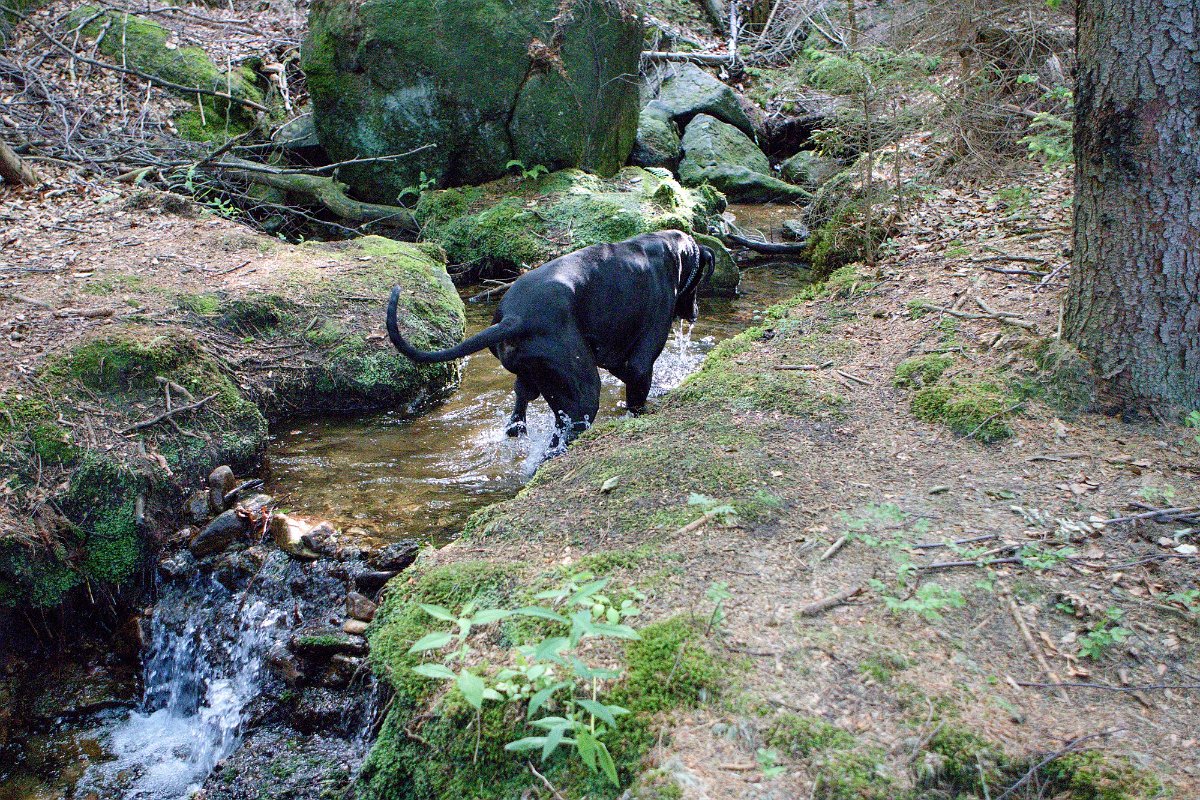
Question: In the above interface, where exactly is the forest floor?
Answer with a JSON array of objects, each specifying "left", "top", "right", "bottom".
[{"left": 422, "top": 163, "right": 1200, "bottom": 798}]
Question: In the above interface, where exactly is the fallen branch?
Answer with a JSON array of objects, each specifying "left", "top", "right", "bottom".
[
  {"left": 1015, "top": 681, "right": 1200, "bottom": 692},
  {"left": 994, "top": 731, "right": 1114, "bottom": 800},
  {"left": 964, "top": 402, "right": 1023, "bottom": 440},
  {"left": 773, "top": 361, "right": 832, "bottom": 371},
  {"left": 642, "top": 50, "right": 733, "bottom": 65},
  {"left": 1005, "top": 590, "right": 1068, "bottom": 701},
  {"left": 1101, "top": 505, "right": 1200, "bottom": 526},
  {"left": 798, "top": 585, "right": 862, "bottom": 616},
  {"left": 1026, "top": 452, "right": 1086, "bottom": 462},
  {"left": 819, "top": 534, "right": 849, "bottom": 562},
  {"left": 121, "top": 393, "right": 218, "bottom": 434},
  {"left": 723, "top": 231, "right": 810, "bottom": 254},
  {"left": 932, "top": 305, "right": 1038, "bottom": 331},
  {"left": 672, "top": 508, "right": 729, "bottom": 537},
  {"left": 467, "top": 279, "right": 516, "bottom": 304},
  {"left": 527, "top": 762, "right": 567, "bottom": 800},
  {"left": 920, "top": 556, "right": 1022, "bottom": 570},
  {"left": 208, "top": 157, "right": 419, "bottom": 230},
  {"left": 834, "top": 369, "right": 872, "bottom": 386},
  {"left": 0, "top": 139, "right": 38, "bottom": 186},
  {"left": 912, "top": 533, "right": 998, "bottom": 550}
]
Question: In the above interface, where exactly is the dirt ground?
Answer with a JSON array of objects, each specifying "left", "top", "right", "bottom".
[{"left": 424, "top": 163, "right": 1200, "bottom": 798}]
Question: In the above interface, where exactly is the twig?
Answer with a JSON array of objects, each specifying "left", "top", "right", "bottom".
[
  {"left": 642, "top": 50, "right": 733, "bottom": 65},
  {"left": 982, "top": 266, "right": 1049, "bottom": 278},
  {"left": 964, "top": 403, "right": 1023, "bottom": 440},
  {"left": 3, "top": 6, "right": 269, "bottom": 113},
  {"left": 993, "top": 731, "right": 1114, "bottom": 800},
  {"left": 1015, "top": 681, "right": 1200, "bottom": 692},
  {"left": 913, "top": 534, "right": 998, "bottom": 550},
  {"left": 1026, "top": 452, "right": 1086, "bottom": 462},
  {"left": 1101, "top": 506, "right": 1200, "bottom": 526},
  {"left": 920, "top": 556, "right": 1022, "bottom": 570},
  {"left": 819, "top": 534, "right": 849, "bottom": 562},
  {"left": 467, "top": 279, "right": 516, "bottom": 304},
  {"left": 834, "top": 369, "right": 872, "bottom": 386},
  {"left": 1004, "top": 589, "right": 1068, "bottom": 701},
  {"left": 527, "top": 762, "right": 567, "bottom": 800},
  {"left": 672, "top": 508, "right": 727, "bottom": 536},
  {"left": 798, "top": 585, "right": 862, "bottom": 616},
  {"left": 774, "top": 361, "right": 833, "bottom": 371},
  {"left": 932, "top": 305, "right": 1038, "bottom": 331},
  {"left": 120, "top": 393, "right": 218, "bottom": 433}
]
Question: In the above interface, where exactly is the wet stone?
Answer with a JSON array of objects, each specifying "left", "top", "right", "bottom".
[
  {"left": 354, "top": 570, "right": 397, "bottom": 594},
  {"left": 158, "top": 549, "right": 198, "bottom": 581},
  {"left": 342, "top": 619, "right": 369, "bottom": 636},
  {"left": 368, "top": 540, "right": 419, "bottom": 573},
  {"left": 345, "top": 592, "right": 377, "bottom": 622},
  {"left": 288, "top": 626, "right": 368, "bottom": 657},
  {"left": 208, "top": 465, "right": 236, "bottom": 512},
  {"left": 266, "top": 643, "right": 305, "bottom": 686},
  {"left": 186, "top": 490, "right": 212, "bottom": 524},
  {"left": 323, "top": 654, "right": 364, "bottom": 688},
  {"left": 189, "top": 510, "right": 246, "bottom": 558}
]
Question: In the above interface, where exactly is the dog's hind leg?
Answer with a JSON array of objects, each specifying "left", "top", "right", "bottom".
[
  {"left": 537, "top": 365, "right": 600, "bottom": 450},
  {"left": 506, "top": 376, "right": 539, "bottom": 437}
]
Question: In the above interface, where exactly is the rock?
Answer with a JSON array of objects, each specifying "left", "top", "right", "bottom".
[
  {"left": 415, "top": 167, "right": 722, "bottom": 274},
  {"left": 780, "top": 150, "right": 841, "bottom": 189},
  {"left": 782, "top": 219, "right": 810, "bottom": 240},
  {"left": 649, "top": 62, "right": 756, "bottom": 136},
  {"left": 302, "top": 0, "right": 643, "bottom": 203},
  {"left": 273, "top": 112, "right": 321, "bottom": 152},
  {"left": 679, "top": 115, "right": 808, "bottom": 203},
  {"left": 346, "top": 591, "right": 378, "bottom": 622},
  {"left": 300, "top": 521, "right": 339, "bottom": 557},
  {"left": 186, "top": 490, "right": 211, "bottom": 524},
  {"left": 211, "top": 548, "right": 267, "bottom": 592},
  {"left": 368, "top": 540, "right": 420, "bottom": 573},
  {"left": 342, "top": 619, "right": 369, "bottom": 636},
  {"left": 189, "top": 509, "right": 246, "bottom": 558},
  {"left": 289, "top": 626, "right": 368, "bottom": 657},
  {"left": 355, "top": 570, "right": 398, "bottom": 594},
  {"left": 237, "top": 493, "right": 275, "bottom": 520},
  {"left": 158, "top": 550, "right": 198, "bottom": 581},
  {"left": 270, "top": 513, "right": 322, "bottom": 560},
  {"left": 323, "top": 654, "right": 364, "bottom": 689},
  {"left": 267, "top": 643, "right": 306, "bottom": 686},
  {"left": 630, "top": 106, "right": 681, "bottom": 170},
  {"left": 207, "top": 465, "right": 236, "bottom": 513},
  {"left": 692, "top": 233, "right": 739, "bottom": 297}
]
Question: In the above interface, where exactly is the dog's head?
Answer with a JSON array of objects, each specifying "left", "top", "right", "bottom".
[{"left": 675, "top": 243, "right": 714, "bottom": 323}]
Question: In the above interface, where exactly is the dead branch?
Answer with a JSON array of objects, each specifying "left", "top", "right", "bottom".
[
  {"left": 642, "top": 50, "right": 733, "bottom": 65},
  {"left": 798, "top": 585, "right": 862, "bottom": 616},
  {"left": 121, "top": 393, "right": 218, "bottom": 434},
  {"left": 994, "top": 731, "right": 1115, "bottom": 800},
  {"left": 0, "top": 139, "right": 38, "bottom": 186},
  {"left": 913, "top": 533, "right": 999, "bottom": 549},
  {"left": 1101, "top": 505, "right": 1200, "bottom": 526},
  {"left": 1004, "top": 589, "right": 1068, "bottom": 701},
  {"left": 207, "top": 157, "right": 419, "bottom": 230},
  {"left": 723, "top": 230, "right": 810, "bottom": 254},
  {"left": 819, "top": 534, "right": 849, "bottom": 562}
]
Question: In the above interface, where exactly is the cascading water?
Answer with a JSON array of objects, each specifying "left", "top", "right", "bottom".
[{"left": 76, "top": 556, "right": 287, "bottom": 799}]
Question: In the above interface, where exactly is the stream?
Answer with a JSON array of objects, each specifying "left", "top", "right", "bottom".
[{"left": 1, "top": 207, "right": 810, "bottom": 800}]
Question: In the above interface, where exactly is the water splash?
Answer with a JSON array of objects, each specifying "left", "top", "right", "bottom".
[{"left": 77, "top": 564, "right": 285, "bottom": 799}]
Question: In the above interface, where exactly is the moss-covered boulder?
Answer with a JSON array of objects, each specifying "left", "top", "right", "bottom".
[
  {"left": 68, "top": 6, "right": 266, "bottom": 141},
  {"left": 629, "top": 106, "right": 682, "bottom": 170},
  {"left": 780, "top": 150, "right": 842, "bottom": 189},
  {"left": 648, "top": 62, "right": 756, "bottom": 136},
  {"left": 0, "top": 236, "right": 463, "bottom": 612},
  {"left": 302, "top": 0, "right": 644, "bottom": 204},
  {"left": 693, "top": 233, "right": 739, "bottom": 296},
  {"left": 679, "top": 115, "right": 808, "bottom": 203},
  {"left": 413, "top": 167, "right": 724, "bottom": 275}
]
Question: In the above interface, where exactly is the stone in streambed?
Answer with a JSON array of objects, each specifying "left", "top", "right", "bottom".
[
  {"left": 189, "top": 509, "right": 246, "bottom": 558},
  {"left": 679, "top": 114, "right": 808, "bottom": 203},
  {"left": 342, "top": 619, "right": 369, "bottom": 636},
  {"left": 207, "top": 465, "right": 236, "bottom": 513},
  {"left": 368, "top": 540, "right": 419, "bottom": 573},
  {"left": 346, "top": 591, "right": 377, "bottom": 622},
  {"left": 270, "top": 513, "right": 322, "bottom": 561}
]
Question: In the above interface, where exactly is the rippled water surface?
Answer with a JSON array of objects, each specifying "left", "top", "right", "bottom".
[{"left": 265, "top": 231, "right": 809, "bottom": 544}]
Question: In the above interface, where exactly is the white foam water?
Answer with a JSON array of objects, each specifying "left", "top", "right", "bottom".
[{"left": 77, "top": 572, "right": 284, "bottom": 799}]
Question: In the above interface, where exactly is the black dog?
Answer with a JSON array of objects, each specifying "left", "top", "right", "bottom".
[{"left": 387, "top": 230, "right": 714, "bottom": 446}]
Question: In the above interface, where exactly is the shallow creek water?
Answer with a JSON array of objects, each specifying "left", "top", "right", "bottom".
[
  {"left": 0, "top": 207, "right": 809, "bottom": 800},
  {"left": 264, "top": 238, "right": 808, "bottom": 543}
]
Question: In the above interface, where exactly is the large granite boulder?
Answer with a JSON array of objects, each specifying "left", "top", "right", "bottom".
[
  {"left": 679, "top": 114, "right": 808, "bottom": 203},
  {"left": 630, "top": 106, "right": 682, "bottom": 170},
  {"left": 648, "top": 62, "right": 756, "bottom": 136},
  {"left": 303, "top": 0, "right": 644, "bottom": 204},
  {"left": 781, "top": 150, "right": 842, "bottom": 189}
]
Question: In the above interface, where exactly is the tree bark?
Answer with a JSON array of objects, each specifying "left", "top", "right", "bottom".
[
  {"left": 0, "top": 139, "right": 38, "bottom": 187},
  {"left": 1064, "top": 0, "right": 1200, "bottom": 411}
]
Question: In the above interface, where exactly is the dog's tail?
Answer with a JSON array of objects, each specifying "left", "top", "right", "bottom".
[{"left": 387, "top": 285, "right": 521, "bottom": 363}]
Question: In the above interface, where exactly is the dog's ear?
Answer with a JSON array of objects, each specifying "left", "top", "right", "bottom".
[{"left": 700, "top": 246, "right": 715, "bottom": 283}]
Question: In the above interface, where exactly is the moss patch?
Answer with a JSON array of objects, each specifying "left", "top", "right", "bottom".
[
  {"left": 414, "top": 167, "right": 721, "bottom": 275},
  {"left": 893, "top": 353, "right": 954, "bottom": 389},
  {"left": 766, "top": 713, "right": 856, "bottom": 758},
  {"left": 911, "top": 381, "right": 1018, "bottom": 443}
]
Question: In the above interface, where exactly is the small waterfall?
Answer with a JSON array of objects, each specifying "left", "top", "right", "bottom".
[{"left": 77, "top": 557, "right": 287, "bottom": 799}]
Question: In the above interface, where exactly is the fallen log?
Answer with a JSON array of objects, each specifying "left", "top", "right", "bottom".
[
  {"left": 206, "top": 156, "right": 419, "bottom": 231},
  {"left": 642, "top": 50, "right": 733, "bottom": 65},
  {"left": 0, "top": 139, "right": 37, "bottom": 187},
  {"left": 723, "top": 231, "right": 809, "bottom": 255}
]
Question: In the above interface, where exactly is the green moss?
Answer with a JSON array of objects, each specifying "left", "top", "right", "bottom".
[
  {"left": 69, "top": 6, "right": 265, "bottom": 140},
  {"left": 1039, "top": 751, "right": 1163, "bottom": 800},
  {"left": 911, "top": 381, "right": 1017, "bottom": 442},
  {"left": 82, "top": 274, "right": 144, "bottom": 296},
  {"left": 614, "top": 616, "right": 721, "bottom": 715},
  {"left": 922, "top": 726, "right": 1007, "bottom": 795},
  {"left": 0, "top": 538, "right": 81, "bottom": 608},
  {"left": 216, "top": 293, "right": 293, "bottom": 335},
  {"left": 766, "top": 713, "right": 855, "bottom": 758},
  {"left": 893, "top": 353, "right": 953, "bottom": 389},
  {"left": 857, "top": 652, "right": 911, "bottom": 684},
  {"left": 65, "top": 333, "right": 194, "bottom": 394},
  {"left": 29, "top": 424, "right": 78, "bottom": 465},
  {"left": 813, "top": 749, "right": 897, "bottom": 800},
  {"left": 1027, "top": 338, "right": 1096, "bottom": 417},
  {"left": 177, "top": 293, "right": 222, "bottom": 315}
]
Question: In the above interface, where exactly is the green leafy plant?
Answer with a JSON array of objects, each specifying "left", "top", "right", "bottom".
[
  {"left": 1138, "top": 484, "right": 1177, "bottom": 505},
  {"left": 756, "top": 747, "right": 786, "bottom": 779},
  {"left": 872, "top": 581, "right": 966, "bottom": 622},
  {"left": 1077, "top": 607, "right": 1132, "bottom": 660},
  {"left": 1021, "top": 112, "right": 1073, "bottom": 168},
  {"left": 1165, "top": 589, "right": 1200, "bottom": 617},
  {"left": 1184, "top": 410, "right": 1200, "bottom": 444},
  {"left": 398, "top": 170, "right": 438, "bottom": 203},
  {"left": 408, "top": 574, "right": 645, "bottom": 786},
  {"left": 505, "top": 159, "right": 549, "bottom": 181},
  {"left": 704, "top": 581, "right": 732, "bottom": 634}
]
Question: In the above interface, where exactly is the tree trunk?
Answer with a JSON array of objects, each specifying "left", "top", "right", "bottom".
[
  {"left": 1064, "top": 0, "right": 1200, "bottom": 411},
  {"left": 0, "top": 139, "right": 38, "bottom": 187}
]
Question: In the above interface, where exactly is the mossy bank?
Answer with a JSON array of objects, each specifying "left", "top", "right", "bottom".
[{"left": 0, "top": 234, "right": 464, "bottom": 613}]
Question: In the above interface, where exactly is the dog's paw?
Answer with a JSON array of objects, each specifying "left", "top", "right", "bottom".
[{"left": 505, "top": 421, "right": 527, "bottom": 438}]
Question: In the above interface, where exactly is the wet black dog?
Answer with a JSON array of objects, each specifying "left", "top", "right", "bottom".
[{"left": 387, "top": 230, "right": 714, "bottom": 447}]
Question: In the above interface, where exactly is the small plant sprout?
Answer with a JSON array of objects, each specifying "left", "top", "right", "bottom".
[
  {"left": 871, "top": 581, "right": 966, "bottom": 623},
  {"left": 704, "top": 581, "right": 732, "bottom": 634},
  {"left": 397, "top": 170, "right": 438, "bottom": 203},
  {"left": 688, "top": 492, "right": 738, "bottom": 525},
  {"left": 1077, "top": 607, "right": 1132, "bottom": 660},
  {"left": 1184, "top": 410, "right": 1200, "bottom": 444},
  {"left": 756, "top": 747, "right": 786, "bottom": 779},
  {"left": 408, "top": 575, "right": 644, "bottom": 785},
  {"left": 505, "top": 159, "right": 550, "bottom": 181}
]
